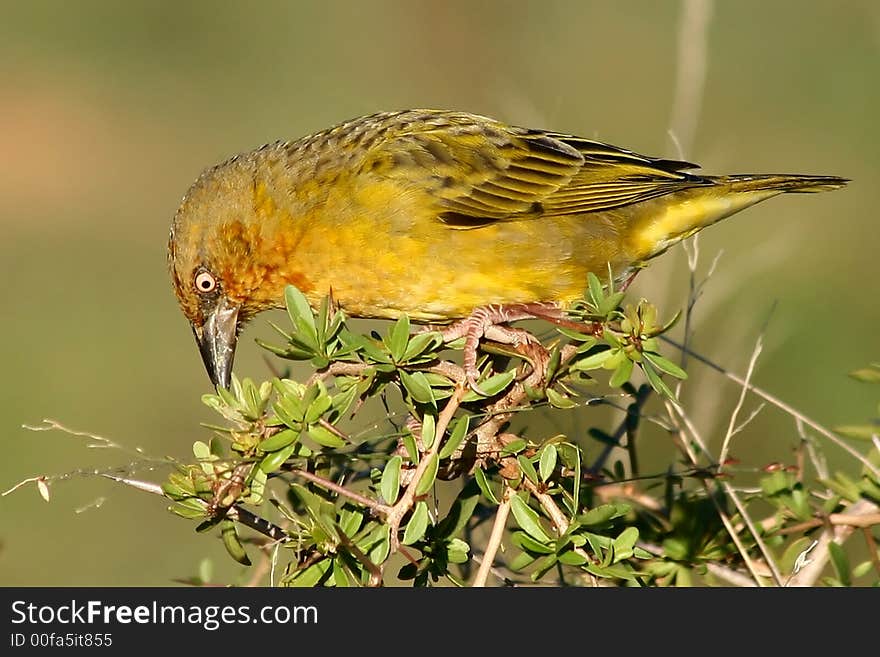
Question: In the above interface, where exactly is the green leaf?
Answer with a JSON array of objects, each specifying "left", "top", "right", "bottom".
[
  {"left": 402, "top": 331, "right": 442, "bottom": 362},
  {"left": 285, "top": 285, "right": 317, "bottom": 338},
  {"left": 245, "top": 468, "right": 267, "bottom": 505},
  {"left": 509, "top": 494, "right": 552, "bottom": 544},
  {"left": 461, "top": 370, "right": 515, "bottom": 401},
  {"left": 439, "top": 415, "right": 470, "bottom": 459},
  {"left": 531, "top": 553, "right": 560, "bottom": 581},
  {"left": 401, "top": 432, "right": 419, "bottom": 464},
  {"left": 338, "top": 508, "right": 363, "bottom": 538},
  {"left": 643, "top": 351, "right": 688, "bottom": 380},
  {"left": 220, "top": 519, "right": 251, "bottom": 566},
  {"left": 517, "top": 454, "right": 539, "bottom": 485},
  {"left": 168, "top": 499, "right": 206, "bottom": 519},
  {"left": 609, "top": 356, "right": 634, "bottom": 388},
  {"left": 557, "top": 549, "right": 588, "bottom": 566},
  {"left": 435, "top": 480, "right": 480, "bottom": 539},
  {"left": 273, "top": 396, "right": 304, "bottom": 429},
  {"left": 570, "top": 348, "right": 614, "bottom": 371},
  {"left": 415, "top": 453, "right": 439, "bottom": 496},
  {"left": 474, "top": 467, "right": 499, "bottom": 504},
  {"left": 304, "top": 381, "right": 333, "bottom": 424},
  {"left": 510, "top": 530, "right": 555, "bottom": 555},
  {"left": 500, "top": 438, "right": 527, "bottom": 455},
  {"left": 259, "top": 428, "right": 298, "bottom": 453},
  {"left": 388, "top": 314, "right": 411, "bottom": 362},
  {"left": 402, "top": 501, "right": 430, "bottom": 545},
  {"left": 820, "top": 472, "right": 861, "bottom": 502},
  {"left": 380, "top": 455, "right": 402, "bottom": 505},
  {"left": 287, "top": 558, "right": 331, "bottom": 587},
  {"left": 421, "top": 412, "right": 437, "bottom": 450},
  {"left": 612, "top": 526, "right": 639, "bottom": 562},
  {"left": 585, "top": 563, "right": 640, "bottom": 582},
  {"left": 597, "top": 291, "right": 626, "bottom": 317},
  {"left": 539, "top": 444, "right": 558, "bottom": 482},
  {"left": 259, "top": 440, "right": 298, "bottom": 473},
  {"left": 399, "top": 370, "right": 436, "bottom": 406},
  {"left": 307, "top": 424, "right": 347, "bottom": 449},
  {"left": 509, "top": 551, "right": 537, "bottom": 572},
  {"left": 446, "top": 538, "right": 470, "bottom": 564},
  {"left": 546, "top": 387, "right": 578, "bottom": 409},
  {"left": 587, "top": 271, "right": 604, "bottom": 307},
  {"left": 828, "top": 541, "right": 851, "bottom": 587},
  {"left": 193, "top": 440, "right": 214, "bottom": 475},
  {"left": 368, "top": 525, "right": 391, "bottom": 565},
  {"left": 833, "top": 424, "right": 879, "bottom": 440},
  {"left": 641, "top": 359, "right": 678, "bottom": 402},
  {"left": 849, "top": 365, "right": 880, "bottom": 383},
  {"left": 852, "top": 560, "right": 875, "bottom": 579},
  {"left": 578, "top": 503, "right": 631, "bottom": 527},
  {"left": 556, "top": 327, "right": 598, "bottom": 345},
  {"left": 331, "top": 558, "right": 351, "bottom": 588}
]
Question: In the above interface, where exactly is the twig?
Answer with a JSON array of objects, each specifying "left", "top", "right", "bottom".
[
  {"left": 473, "top": 487, "right": 513, "bottom": 587},
  {"left": 786, "top": 499, "right": 880, "bottom": 586},
  {"left": 774, "top": 512, "right": 880, "bottom": 535},
  {"left": 385, "top": 384, "right": 468, "bottom": 550},
  {"left": 22, "top": 418, "right": 153, "bottom": 461},
  {"left": 705, "top": 562, "right": 758, "bottom": 587},
  {"left": 639, "top": 540, "right": 756, "bottom": 587},
  {"left": 664, "top": 400, "right": 779, "bottom": 586},
  {"left": 719, "top": 334, "right": 763, "bottom": 470},
  {"left": 285, "top": 467, "right": 391, "bottom": 515},
  {"left": 2, "top": 476, "right": 49, "bottom": 498},
  {"left": 661, "top": 336, "right": 880, "bottom": 478},
  {"left": 520, "top": 477, "right": 596, "bottom": 585},
  {"left": 101, "top": 473, "right": 291, "bottom": 542},
  {"left": 335, "top": 523, "right": 383, "bottom": 587}
]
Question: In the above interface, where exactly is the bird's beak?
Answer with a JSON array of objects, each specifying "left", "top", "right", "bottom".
[{"left": 193, "top": 297, "right": 239, "bottom": 389}]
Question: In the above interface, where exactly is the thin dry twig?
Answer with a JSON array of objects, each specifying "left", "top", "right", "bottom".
[
  {"left": 473, "top": 486, "right": 513, "bottom": 587},
  {"left": 385, "top": 384, "right": 468, "bottom": 550},
  {"left": 664, "top": 400, "right": 781, "bottom": 586},
  {"left": 786, "top": 499, "right": 880, "bottom": 586},
  {"left": 719, "top": 334, "right": 763, "bottom": 470},
  {"left": 662, "top": 336, "right": 880, "bottom": 478},
  {"left": 520, "top": 477, "right": 596, "bottom": 585},
  {"left": 775, "top": 512, "right": 880, "bottom": 535},
  {"left": 285, "top": 467, "right": 391, "bottom": 515}
]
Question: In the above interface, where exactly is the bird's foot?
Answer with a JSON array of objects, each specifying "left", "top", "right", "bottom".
[{"left": 438, "top": 304, "right": 557, "bottom": 393}]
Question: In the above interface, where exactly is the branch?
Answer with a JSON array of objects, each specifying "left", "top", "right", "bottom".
[
  {"left": 786, "top": 499, "right": 880, "bottom": 587},
  {"left": 662, "top": 336, "right": 880, "bottom": 479},
  {"left": 473, "top": 486, "right": 513, "bottom": 587}
]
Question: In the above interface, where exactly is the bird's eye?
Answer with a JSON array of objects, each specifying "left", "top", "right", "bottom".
[{"left": 194, "top": 270, "right": 217, "bottom": 294}]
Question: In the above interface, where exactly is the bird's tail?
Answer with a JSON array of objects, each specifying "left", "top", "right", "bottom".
[
  {"left": 630, "top": 173, "right": 849, "bottom": 261},
  {"left": 718, "top": 173, "right": 849, "bottom": 194}
]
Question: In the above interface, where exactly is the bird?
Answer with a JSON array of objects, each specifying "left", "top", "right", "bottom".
[{"left": 167, "top": 109, "right": 847, "bottom": 390}]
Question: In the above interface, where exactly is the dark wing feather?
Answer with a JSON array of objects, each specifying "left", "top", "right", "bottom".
[{"left": 358, "top": 111, "right": 712, "bottom": 226}]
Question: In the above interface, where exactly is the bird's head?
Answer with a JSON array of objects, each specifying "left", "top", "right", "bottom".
[{"left": 168, "top": 154, "right": 305, "bottom": 388}]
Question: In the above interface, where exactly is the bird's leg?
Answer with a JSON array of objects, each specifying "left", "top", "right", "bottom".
[
  {"left": 438, "top": 304, "right": 554, "bottom": 392},
  {"left": 619, "top": 268, "right": 640, "bottom": 292},
  {"left": 519, "top": 303, "right": 607, "bottom": 339}
]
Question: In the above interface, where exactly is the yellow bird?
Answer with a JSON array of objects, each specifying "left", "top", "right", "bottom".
[{"left": 167, "top": 109, "right": 847, "bottom": 388}]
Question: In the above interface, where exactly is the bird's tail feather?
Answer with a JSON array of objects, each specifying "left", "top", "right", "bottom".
[
  {"left": 717, "top": 174, "right": 849, "bottom": 194},
  {"left": 630, "top": 173, "right": 848, "bottom": 261}
]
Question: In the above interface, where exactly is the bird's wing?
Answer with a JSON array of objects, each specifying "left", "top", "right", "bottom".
[{"left": 362, "top": 115, "right": 711, "bottom": 227}]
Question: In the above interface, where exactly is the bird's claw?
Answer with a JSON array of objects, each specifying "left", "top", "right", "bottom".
[{"left": 439, "top": 305, "right": 547, "bottom": 397}]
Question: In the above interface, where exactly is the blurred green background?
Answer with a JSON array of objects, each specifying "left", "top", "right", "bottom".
[{"left": 1, "top": 0, "right": 877, "bottom": 586}]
